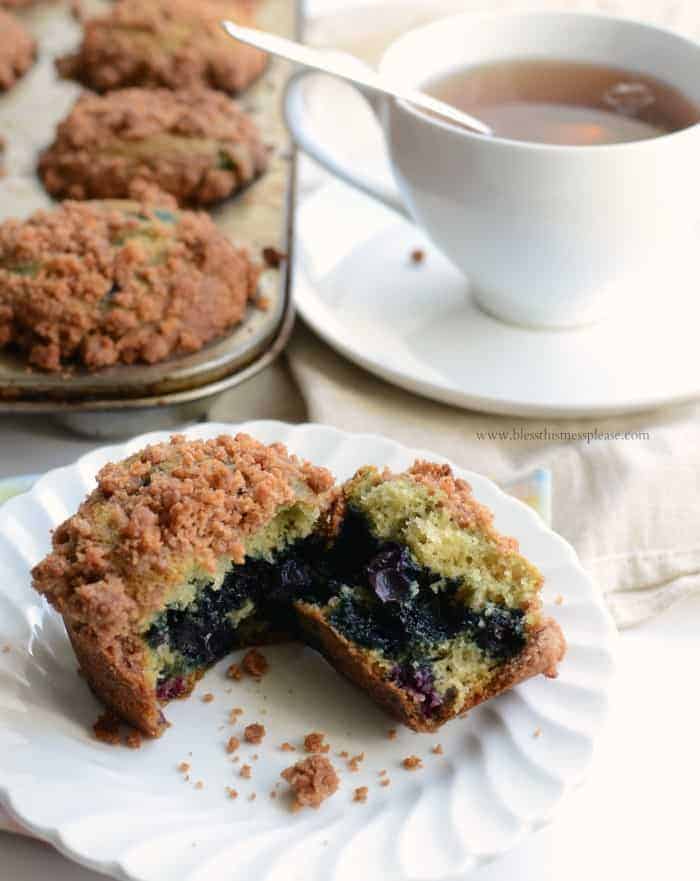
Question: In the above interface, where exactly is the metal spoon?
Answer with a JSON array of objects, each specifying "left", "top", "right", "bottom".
[{"left": 220, "top": 20, "right": 493, "bottom": 137}]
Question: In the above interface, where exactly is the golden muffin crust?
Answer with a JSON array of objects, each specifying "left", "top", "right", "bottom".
[
  {"left": 57, "top": 0, "right": 268, "bottom": 94},
  {"left": 0, "top": 10, "right": 36, "bottom": 92},
  {"left": 0, "top": 197, "right": 260, "bottom": 371},
  {"left": 39, "top": 87, "right": 269, "bottom": 206}
]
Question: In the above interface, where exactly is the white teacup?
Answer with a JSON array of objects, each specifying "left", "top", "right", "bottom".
[{"left": 284, "top": 11, "right": 700, "bottom": 329}]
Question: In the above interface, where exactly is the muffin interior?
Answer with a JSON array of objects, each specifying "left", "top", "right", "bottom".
[
  {"left": 296, "top": 473, "right": 544, "bottom": 719},
  {"left": 142, "top": 500, "right": 323, "bottom": 699}
]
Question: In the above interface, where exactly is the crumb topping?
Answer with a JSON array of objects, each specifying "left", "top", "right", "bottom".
[
  {"left": 281, "top": 755, "right": 339, "bottom": 812},
  {"left": 243, "top": 723, "right": 265, "bottom": 745},
  {"left": 32, "top": 434, "right": 334, "bottom": 651},
  {"left": 0, "top": 199, "right": 260, "bottom": 372}
]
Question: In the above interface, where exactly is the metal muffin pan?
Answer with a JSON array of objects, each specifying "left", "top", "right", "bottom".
[{"left": 0, "top": 0, "right": 300, "bottom": 428}]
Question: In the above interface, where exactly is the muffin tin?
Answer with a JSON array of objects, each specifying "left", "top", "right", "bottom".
[{"left": 0, "top": 0, "right": 299, "bottom": 436}]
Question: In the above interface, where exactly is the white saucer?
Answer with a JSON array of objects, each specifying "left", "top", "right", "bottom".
[{"left": 295, "top": 180, "right": 700, "bottom": 418}]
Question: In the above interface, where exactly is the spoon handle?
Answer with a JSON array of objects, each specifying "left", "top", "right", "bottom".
[{"left": 220, "top": 20, "right": 492, "bottom": 136}]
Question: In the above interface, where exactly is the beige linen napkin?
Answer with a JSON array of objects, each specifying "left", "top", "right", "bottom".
[{"left": 285, "top": 0, "right": 700, "bottom": 628}]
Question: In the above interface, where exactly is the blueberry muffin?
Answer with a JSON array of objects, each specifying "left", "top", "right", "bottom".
[
  {"left": 32, "top": 434, "right": 336, "bottom": 737},
  {"left": 39, "top": 88, "right": 269, "bottom": 206},
  {"left": 0, "top": 197, "right": 260, "bottom": 371},
  {"left": 295, "top": 462, "right": 566, "bottom": 731},
  {"left": 32, "top": 441, "right": 565, "bottom": 738},
  {"left": 0, "top": 10, "right": 36, "bottom": 92},
  {"left": 57, "top": 0, "right": 268, "bottom": 94}
]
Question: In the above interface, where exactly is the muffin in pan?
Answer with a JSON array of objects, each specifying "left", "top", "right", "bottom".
[
  {"left": 295, "top": 462, "right": 566, "bottom": 732},
  {"left": 39, "top": 88, "right": 269, "bottom": 206},
  {"left": 57, "top": 0, "right": 268, "bottom": 94},
  {"left": 0, "top": 9, "right": 37, "bottom": 92},
  {"left": 0, "top": 196, "right": 261, "bottom": 372},
  {"left": 32, "top": 434, "right": 336, "bottom": 737}
]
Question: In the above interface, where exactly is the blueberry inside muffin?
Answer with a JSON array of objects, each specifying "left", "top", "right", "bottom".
[
  {"left": 294, "top": 463, "right": 566, "bottom": 731},
  {"left": 57, "top": 0, "right": 268, "bottom": 94},
  {"left": 0, "top": 10, "right": 36, "bottom": 92},
  {"left": 32, "top": 441, "right": 565, "bottom": 738},
  {"left": 39, "top": 88, "right": 269, "bottom": 206},
  {"left": 0, "top": 197, "right": 260, "bottom": 371}
]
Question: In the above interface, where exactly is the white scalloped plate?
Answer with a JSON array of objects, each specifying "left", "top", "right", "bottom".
[{"left": 0, "top": 421, "right": 616, "bottom": 881}]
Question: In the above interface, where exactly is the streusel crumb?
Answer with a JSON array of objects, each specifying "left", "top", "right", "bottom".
[
  {"left": 241, "top": 648, "right": 269, "bottom": 678},
  {"left": 304, "top": 731, "right": 329, "bottom": 754},
  {"left": 281, "top": 755, "right": 340, "bottom": 812},
  {"left": 402, "top": 755, "right": 423, "bottom": 771},
  {"left": 244, "top": 723, "right": 265, "bottom": 745}
]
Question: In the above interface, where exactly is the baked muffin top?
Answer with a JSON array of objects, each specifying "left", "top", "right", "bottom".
[
  {"left": 57, "top": 0, "right": 268, "bottom": 94},
  {"left": 32, "top": 433, "right": 335, "bottom": 635},
  {"left": 39, "top": 87, "right": 269, "bottom": 205},
  {"left": 0, "top": 9, "right": 36, "bottom": 92},
  {"left": 0, "top": 197, "right": 260, "bottom": 371}
]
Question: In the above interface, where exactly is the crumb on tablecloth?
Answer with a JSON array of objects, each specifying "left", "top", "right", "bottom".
[
  {"left": 281, "top": 755, "right": 340, "bottom": 812},
  {"left": 226, "top": 787, "right": 238, "bottom": 799},
  {"left": 387, "top": 728, "right": 397, "bottom": 740},
  {"left": 178, "top": 762, "right": 191, "bottom": 773},
  {"left": 226, "top": 736, "right": 240, "bottom": 754},
  {"left": 353, "top": 786, "right": 368, "bottom": 803},
  {"left": 240, "top": 764, "right": 252, "bottom": 779},
  {"left": 195, "top": 781, "right": 204, "bottom": 790},
  {"left": 202, "top": 692, "right": 214, "bottom": 703},
  {"left": 229, "top": 707, "right": 244, "bottom": 722},
  {"left": 280, "top": 742, "right": 296, "bottom": 752},
  {"left": 410, "top": 248, "right": 425, "bottom": 264},
  {"left": 432, "top": 744, "right": 443, "bottom": 755}
]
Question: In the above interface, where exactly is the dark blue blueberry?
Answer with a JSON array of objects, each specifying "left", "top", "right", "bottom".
[{"left": 391, "top": 663, "right": 443, "bottom": 717}]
